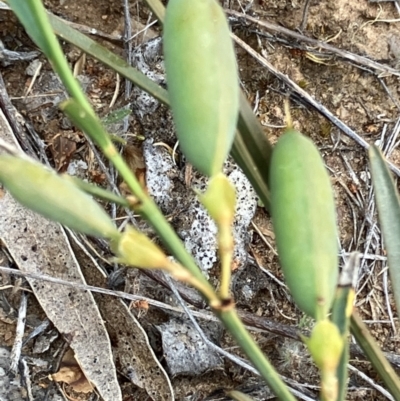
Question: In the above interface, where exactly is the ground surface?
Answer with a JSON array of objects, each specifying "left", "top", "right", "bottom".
[{"left": 0, "top": 0, "right": 400, "bottom": 400}]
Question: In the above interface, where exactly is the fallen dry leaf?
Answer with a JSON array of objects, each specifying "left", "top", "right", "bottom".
[
  {"left": 51, "top": 348, "right": 94, "bottom": 394},
  {"left": 0, "top": 107, "right": 122, "bottom": 401}
]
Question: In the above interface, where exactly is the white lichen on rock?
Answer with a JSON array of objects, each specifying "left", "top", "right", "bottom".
[
  {"left": 144, "top": 141, "right": 257, "bottom": 273},
  {"left": 142, "top": 139, "right": 177, "bottom": 212}
]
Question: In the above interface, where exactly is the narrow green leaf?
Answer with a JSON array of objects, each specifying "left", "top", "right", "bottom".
[
  {"left": 369, "top": 145, "right": 400, "bottom": 314},
  {"left": 48, "top": 13, "right": 169, "bottom": 105},
  {"left": 331, "top": 252, "right": 359, "bottom": 401},
  {"left": 351, "top": 312, "right": 400, "bottom": 401},
  {"left": 233, "top": 91, "right": 272, "bottom": 210}
]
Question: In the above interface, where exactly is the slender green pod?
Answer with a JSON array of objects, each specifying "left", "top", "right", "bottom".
[
  {"left": 0, "top": 154, "right": 119, "bottom": 239},
  {"left": 269, "top": 129, "right": 338, "bottom": 320},
  {"left": 303, "top": 319, "right": 344, "bottom": 401},
  {"left": 163, "top": 0, "right": 239, "bottom": 176}
]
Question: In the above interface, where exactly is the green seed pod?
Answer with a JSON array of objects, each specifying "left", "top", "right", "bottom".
[
  {"left": 115, "top": 226, "right": 170, "bottom": 269},
  {"left": 163, "top": 0, "right": 239, "bottom": 177},
  {"left": 198, "top": 172, "right": 236, "bottom": 226},
  {"left": 303, "top": 319, "right": 344, "bottom": 401},
  {"left": 269, "top": 130, "right": 339, "bottom": 320},
  {"left": 303, "top": 320, "right": 344, "bottom": 373},
  {"left": 0, "top": 154, "right": 119, "bottom": 239}
]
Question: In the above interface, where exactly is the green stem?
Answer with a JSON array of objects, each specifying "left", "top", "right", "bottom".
[
  {"left": 48, "top": 7, "right": 273, "bottom": 213},
  {"left": 218, "top": 225, "right": 233, "bottom": 299},
  {"left": 107, "top": 147, "right": 211, "bottom": 287},
  {"left": 8, "top": 0, "right": 93, "bottom": 114},
  {"left": 68, "top": 177, "right": 131, "bottom": 208},
  {"left": 62, "top": 101, "right": 215, "bottom": 295},
  {"left": 218, "top": 308, "right": 297, "bottom": 401},
  {"left": 115, "top": 149, "right": 219, "bottom": 299},
  {"left": 350, "top": 311, "right": 400, "bottom": 401},
  {"left": 234, "top": 91, "right": 272, "bottom": 210},
  {"left": 331, "top": 287, "right": 350, "bottom": 401}
]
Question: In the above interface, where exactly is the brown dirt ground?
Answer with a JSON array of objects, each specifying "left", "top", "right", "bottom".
[{"left": 1, "top": 0, "right": 400, "bottom": 400}]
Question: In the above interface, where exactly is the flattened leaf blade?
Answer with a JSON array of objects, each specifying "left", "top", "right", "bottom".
[{"left": 369, "top": 145, "right": 400, "bottom": 314}]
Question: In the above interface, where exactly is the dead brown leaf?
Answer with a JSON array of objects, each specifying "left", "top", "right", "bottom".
[{"left": 51, "top": 348, "right": 94, "bottom": 394}]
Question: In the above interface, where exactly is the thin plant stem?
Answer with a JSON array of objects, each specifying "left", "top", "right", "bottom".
[
  {"left": 142, "top": 0, "right": 165, "bottom": 22},
  {"left": 61, "top": 101, "right": 215, "bottom": 293},
  {"left": 7, "top": 0, "right": 92, "bottom": 114},
  {"left": 68, "top": 177, "right": 131, "bottom": 208},
  {"left": 218, "top": 225, "right": 233, "bottom": 299},
  {"left": 218, "top": 308, "right": 298, "bottom": 401}
]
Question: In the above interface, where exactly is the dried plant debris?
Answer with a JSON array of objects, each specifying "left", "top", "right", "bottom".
[
  {"left": 69, "top": 235, "right": 175, "bottom": 401},
  {"left": 0, "top": 108, "right": 122, "bottom": 401},
  {"left": 0, "top": 193, "right": 122, "bottom": 401},
  {"left": 0, "top": 347, "right": 26, "bottom": 401},
  {"left": 103, "top": 299, "right": 175, "bottom": 401},
  {"left": 32, "top": 329, "right": 59, "bottom": 354},
  {"left": 157, "top": 318, "right": 223, "bottom": 377},
  {"left": 0, "top": 195, "right": 174, "bottom": 401},
  {"left": 0, "top": 347, "right": 53, "bottom": 401},
  {"left": 0, "top": 40, "right": 39, "bottom": 67},
  {"left": 51, "top": 348, "right": 94, "bottom": 394},
  {"left": 0, "top": 109, "right": 173, "bottom": 401}
]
